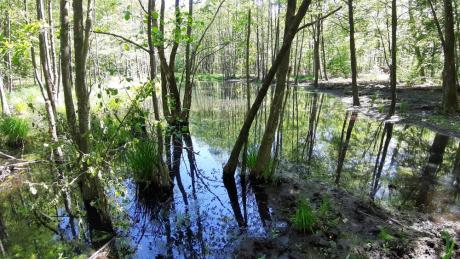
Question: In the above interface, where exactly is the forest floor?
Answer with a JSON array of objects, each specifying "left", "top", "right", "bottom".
[
  {"left": 307, "top": 80, "right": 460, "bottom": 138},
  {"left": 234, "top": 168, "right": 460, "bottom": 258}
]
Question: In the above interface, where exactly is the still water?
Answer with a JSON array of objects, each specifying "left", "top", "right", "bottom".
[{"left": 0, "top": 81, "right": 459, "bottom": 258}]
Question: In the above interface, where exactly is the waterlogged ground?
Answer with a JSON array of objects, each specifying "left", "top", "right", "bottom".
[{"left": 0, "top": 81, "right": 459, "bottom": 258}]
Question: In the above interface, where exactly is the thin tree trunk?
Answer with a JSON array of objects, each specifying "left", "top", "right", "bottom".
[
  {"left": 73, "top": 0, "right": 115, "bottom": 241},
  {"left": 388, "top": 0, "right": 397, "bottom": 116},
  {"left": 320, "top": 21, "right": 328, "bottom": 81},
  {"left": 348, "top": 0, "right": 360, "bottom": 106},
  {"left": 4, "top": 6, "right": 13, "bottom": 92},
  {"left": 252, "top": 0, "right": 296, "bottom": 178},
  {"left": 0, "top": 73, "right": 10, "bottom": 115},
  {"left": 182, "top": 0, "right": 193, "bottom": 123},
  {"left": 60, "top": 0, "right": 77, "bottom": 139},
  {"left": 47, "top": 0, "right": 58, "bottom": 99},
  {"left": 313, "top": 16, "right": 320, "bottom": 87},
  {"left": 223, "top": 0, "right": 313, "bottom": 177},
  {"left": 441, "top": 0, "right": 459, "bottom": 113}
]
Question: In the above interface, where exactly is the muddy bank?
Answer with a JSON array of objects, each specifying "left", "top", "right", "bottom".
[{"left": 233, "top": 170, "right": 460, "bottom": 258}]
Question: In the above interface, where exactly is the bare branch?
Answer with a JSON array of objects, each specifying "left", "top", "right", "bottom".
[
  {"left": 92, "top": 30, "right": 149, "bottom": 52},
  {"left": 297, "top": 6, "right": 342, "bottom": 32}
]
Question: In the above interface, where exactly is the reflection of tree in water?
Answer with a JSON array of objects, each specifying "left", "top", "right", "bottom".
[
  {"left": 453, "top": 144, "right": 460, "bottom": 198},
  {"left": 370, "top": 123, "right": 394, "bottom": 199},
  {"left": 335, "top": 111, "right": 358, "bottom": 185},
  {"left": 415, "top": 134, "right": 450, "bottom": 211}
]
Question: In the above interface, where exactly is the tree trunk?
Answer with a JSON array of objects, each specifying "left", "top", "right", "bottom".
[
  {"left": 388, "top": 0, "right": 397, "bottom": 116},
  {"left": 0, "top": 72, "right": 10, "bottom": 115},
  {"left": 441, "top": 0, "right": 459, "bottom": 113},
  {"left": 223, "top": 0, "right": 313, "bottom": 177},
  {"left": 313, "top": 16, "right": 320, "bottom": 87},
  {"left": 73, "top": 0, "right": 115, "bottom": 241},
  {"left": 3, "top": 7, "right": 13, "bottom": 92},
  {"left": 147, "top": 0, "right": 170, "bottom": 189},
  {"left": 347, "top": 0, "right": 360, "bottom": 106},
  {"left": 252, "top": 0, "right": 296, "bottom": 178},
  {"left": 181, "top": 0, "right": 193, "bottom": 123},
  {"left": 36, "top": 0, "right": 57, "bottom": 116},
  {"left": 60, "top": 0, "right": 77, "bottom": 139},
  {"left": 320, "top": 21, "right": 328, "bottom": 81}
]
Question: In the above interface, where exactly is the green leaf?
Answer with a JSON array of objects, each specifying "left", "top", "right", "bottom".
[{"left": 123, "top": 10, "right": 131, "bottom": 20}]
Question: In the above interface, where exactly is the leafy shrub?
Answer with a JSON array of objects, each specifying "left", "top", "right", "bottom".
[
  {"left": 291, "top": 199, "right": 317, "bottom": 233},
  {"left": 91, "top": 115, "right": 130, "bottom": 146},
  {"left": 0, "top": 116, "right": 29, "bottom": 147}
]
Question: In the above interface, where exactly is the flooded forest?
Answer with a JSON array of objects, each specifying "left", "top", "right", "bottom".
[{"left": 1, "top": 0, "right": 460, "bottom": 258}]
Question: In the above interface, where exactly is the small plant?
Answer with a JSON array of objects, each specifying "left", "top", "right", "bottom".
[
  {"left": 441, "top": 230, "right": 455, "bottom": 259},
  {"left": 399, "top": 101, "right": 409, "bottom": 113},
  {"left": 318, "top": 196, "right": 331, "bottom": 218},
  {"left": 370, "top": 93, "right": 379, "bottom": 106},
  {"left": 245, "top": 146, "right": 258, "bottom": 170},
  {"left": 126, "top": 139, "right": 161, "bottom": 183},
  {"left": 378, "top": 227, "right": 395, "bottom": 242},
  {"left": 291, "top": 199, "right": 317, "bottom": 233},
  {"left": 0, "top": 116, "right": 29, "bottom": 147}
]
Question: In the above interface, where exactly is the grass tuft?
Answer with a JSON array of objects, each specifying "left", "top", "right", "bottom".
[
  {"left": 441, "top": 230, "right": 455, "bottom": 259},
  {"left": 0, "top": 116, "right": 29, "bottom": 147},
  {"left": 291, "top": 199, "right": 317, "bottom": 233},
  {"left": 126, "top": 139, "right": 160, "bottom": 183}
]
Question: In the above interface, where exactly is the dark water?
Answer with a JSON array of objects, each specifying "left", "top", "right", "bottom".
[{"left": 1, "top": 81, "right": 459, "bottom": 258}]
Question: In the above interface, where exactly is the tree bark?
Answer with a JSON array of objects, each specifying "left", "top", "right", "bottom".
[
  {"left": 441, "top": 0, "right": 459, "bottom": 113},
  {"left": 181, "top": 0, "right": 193, "bottom": 123},
  {"left": 73, "top": 0, "right": 115, "bottom": 240},
  {"left": 313, "top": 16, "right": 320, "bottom": 87},
  {"left": 60, "top": 0, "right": 77, "bottom": 139}
]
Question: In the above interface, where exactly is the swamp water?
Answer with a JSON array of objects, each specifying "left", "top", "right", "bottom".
[{"left": 0, "top": 81, "right": 459, "bottom": 258}]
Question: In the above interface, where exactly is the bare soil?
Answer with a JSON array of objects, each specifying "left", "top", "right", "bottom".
[{"left": 234, "top": 170, "right": 460, "bottom": 258}]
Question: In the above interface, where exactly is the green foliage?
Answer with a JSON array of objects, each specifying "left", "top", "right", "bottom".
[
  {"left": 378, "top": 228, "right": 395, "bottom": 242},
  {"left": 0, "top": 115, "right": 29, "bottom": 147},
  {"left": 291, "top": 199, "right": 317, "bottom": 233},
  {"left": 441, "top": 230, "right": 455, "bottom": 259},
  {"left": 327, "top": 44, "right": 351, "bottom": 77},
  {"left": 399, "top": 101, "right": 409, "bottom": 113},
  {"left": 318, "top": 196, "right": 331, "bottom": 218},
  {"left": 126, "top": 139, "right": 161, "bottom": 183},
  {"left": 245, "top": 145, "right": 258, "bottom": 170},
  {"left": 91, "top": 114, "right": 131, "bottom": 147}
]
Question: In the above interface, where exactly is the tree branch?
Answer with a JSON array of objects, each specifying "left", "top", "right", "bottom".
[
  {"left": 427, "top": 0, "right": 445, "bottom": 49},
  {"left": 297, "top": 6, "right": 342, "bottom": 32},
  {"left": 92, "top": 31, "right": 149, "bottom": 52}
]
